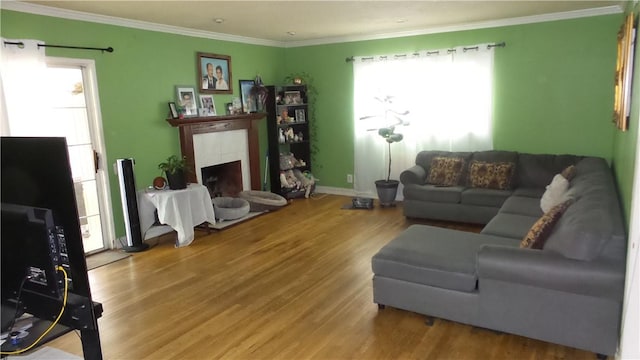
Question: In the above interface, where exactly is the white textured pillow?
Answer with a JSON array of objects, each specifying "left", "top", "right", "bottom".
[{"left": 540, "top": 174, "right": 569, "bottom": 213}]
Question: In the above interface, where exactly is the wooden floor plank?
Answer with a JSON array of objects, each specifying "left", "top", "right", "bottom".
[{"left": 48, "top": 194, "right": 597, "bottom": 359}]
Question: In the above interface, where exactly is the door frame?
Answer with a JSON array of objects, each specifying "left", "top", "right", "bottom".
[{"left": 46, "top": 56, "right": 116, "bottom": 251}]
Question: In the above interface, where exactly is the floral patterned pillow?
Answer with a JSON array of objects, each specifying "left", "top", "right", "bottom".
[
  {"left": 426, "top": 157, "right": 465, "bottom": 186},
  {"left": 467, "top": 161, "right": 515, "bottom": 190},
  {"left": 520, "top": 200, "right": 573, "bottom": 249}
]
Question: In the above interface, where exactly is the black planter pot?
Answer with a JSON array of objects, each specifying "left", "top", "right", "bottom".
[
  {"left": 375, "top": 179, "right": 399, "bottom": 207},
  {"left": 165, "top": 170, "right": 187, "bottom": 190}
]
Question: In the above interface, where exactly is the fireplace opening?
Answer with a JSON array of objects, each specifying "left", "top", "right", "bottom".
[{"left": 201, "top": 161, "right": 243, "bottom": 198}]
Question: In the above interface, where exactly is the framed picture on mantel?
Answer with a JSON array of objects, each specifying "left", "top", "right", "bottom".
[
  {"left": 168, "top": 102, "right": 179, "bottom": 119},
  {"left": 176, "top": 86, "right": 197, "bottom": 116}
]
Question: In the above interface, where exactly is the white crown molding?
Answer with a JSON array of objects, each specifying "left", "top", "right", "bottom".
[
  {"left": 284, "top": 5, "right": 623, "bottom": 48},
  {"left": 1, "top": 1, "right": 622, "bottom": 49},
  {"left": 0, "top": 1, "right": 286, "bottom": 47}
]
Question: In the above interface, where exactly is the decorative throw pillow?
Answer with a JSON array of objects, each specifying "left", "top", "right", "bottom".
[
  {"left": 467, "top": 161, "right": 515, "bottom": 190},
  {"left": 540, "top": 174, "right": 570, "bottom": 213},
  {"left": 426, "top": 157, "right": 465, "bottom": 186},
  {"left": 520, "top": 199, "right": 572, "bottom": 249},
  {"left": 561, "top": 165, "right": 577, "bottom": 181}
]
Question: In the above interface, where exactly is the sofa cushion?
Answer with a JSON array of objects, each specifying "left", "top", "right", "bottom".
[
  {"left": 470, "top": 150, "right": 518, "bottom": 164},
  {"left": 481, "top": 213, "right": 539, "bottom": 240},
  {"left": 402, "top": 184, "right": 463, "bottom": 203},
  {"left": 426, "top": 157, "right": 466, "bottom": 186},
  {"left": 461, "top": 188, "right": 511, "bottom": 207},
  {"left": 512, "top": 187, "right": 545, "bottom": 198},
  {"left": 499, "top": 196, "right": 543, "bottom": 217},
  {"left": 371, "top": 225, "right": 518, "bottom": 292},
  {"left": 468, "top": 161, "right": 515, "bottom": 190},
  {"left": 520, "top": 200, "right": 572, "bottom": 249},
  {"left": 515, "top": 153, "right": 581, "bottom": 188},
  {"left": 544, "top": 158, "right": 620, "bottom": 260},
  {"left": 540, "top": 174, "right": 570, "bottom": 213},
  {"left": 415, "top": 151, "right": 472, "bottom": 172}
]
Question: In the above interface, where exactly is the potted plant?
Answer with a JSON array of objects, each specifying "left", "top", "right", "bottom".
[
  {"left": 158, "top": 155, "right": 189, "bottom": 190},
  {"left": 375, "top": 126, "right": 403, "bottom": 206},
  {"left": 360, "top": 95, "right": 409, "bottom": 207}
]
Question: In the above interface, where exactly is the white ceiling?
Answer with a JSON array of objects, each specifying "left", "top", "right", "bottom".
[{"left": 14, "top": 1, "right": 627, "bottom": 45}]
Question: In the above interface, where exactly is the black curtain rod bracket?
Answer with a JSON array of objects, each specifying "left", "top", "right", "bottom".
[
  {"left": 346, "top": 41, "right": 506, "bottom": 62},
  {"left": 3, "top": 41, "right": 113, "bottom": 53}
]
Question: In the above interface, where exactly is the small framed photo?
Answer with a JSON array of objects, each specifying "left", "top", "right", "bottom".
[
  {"left": 284, "top": 91, "right": 302, "bottom": 105},
  {"left": 295, "top": 109, "right": 306, "bottom": 123},
  {"left": 168, "top": 102, "right": 179, "bottom": 119},
  {"left": 225, "top": 102, "right": 233, "bottom": 115},
  {"left": 176, "top": 86, "right": 197, "bottom": 116},
  {"left": 199, "top": 94, "right": 216, "bottom": 116},
  {"left": 239, "top": 79, "right": 255, "bottom": 113},
  {"left": 198, "top": 52, "right": 232, "bottom": 94}
]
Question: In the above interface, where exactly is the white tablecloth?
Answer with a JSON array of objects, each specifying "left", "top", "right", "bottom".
[{"left": 138, "top": 183, "right": 215, "bottom": 247}]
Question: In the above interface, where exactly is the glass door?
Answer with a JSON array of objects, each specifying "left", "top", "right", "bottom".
[{"left": 45, "top": 66, "right": 106, "bottom": 253}]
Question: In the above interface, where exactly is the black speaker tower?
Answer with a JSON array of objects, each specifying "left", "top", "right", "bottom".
[{"left": 115, "top": 158, "right": 148, "bottom": 252}]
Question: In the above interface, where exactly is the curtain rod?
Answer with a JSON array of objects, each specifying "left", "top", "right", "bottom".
[
  {"left": 345, "top": 42, "right": 506, "bottom": 62},
  {"left": 3, "top": 41, "right": 114, "bottom": 53}
]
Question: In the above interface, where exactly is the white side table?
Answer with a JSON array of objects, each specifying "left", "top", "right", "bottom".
[{"left": 139, "top": 183, "right": 215, "bottom": 247}]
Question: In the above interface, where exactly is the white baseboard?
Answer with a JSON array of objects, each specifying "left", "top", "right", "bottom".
[
  {"left": 315, "top": 186, "right": 357, "bottom": 197},
  {"left": 315, "top": 186, "right": 405, "bottom": 201}
]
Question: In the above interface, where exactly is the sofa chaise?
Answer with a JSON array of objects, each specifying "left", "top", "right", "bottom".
[{"left": 371, "top": 150, "right": 627, "bottom": 356}]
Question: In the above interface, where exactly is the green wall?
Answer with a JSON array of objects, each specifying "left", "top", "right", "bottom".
[
  {"left": 284, "top": 14, "right": 622, "bottom": 188},
  {"left": 2, "top": 8, "right": 634, "bottom": 235},
  {"left": 0, "top": 10, "right": 285, "bottom": 238}
]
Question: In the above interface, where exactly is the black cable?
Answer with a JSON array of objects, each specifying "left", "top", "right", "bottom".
[{"left": 5, "top": 274, "right": 30, "bottom": 333}]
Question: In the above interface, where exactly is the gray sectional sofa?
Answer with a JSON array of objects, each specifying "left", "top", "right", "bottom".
[{"left": 372, "top": 150, "right": 627, "bottom": 356}]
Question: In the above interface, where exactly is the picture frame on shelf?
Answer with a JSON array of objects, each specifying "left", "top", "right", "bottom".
[
  {"left": 239, "top": 79, "right": 255, "bottom": 113},
  {"left": 168, "top": 102, "right": 179, "bottom": 119},
  {"left": 197, "top": 52, "right": 232, "bottom": 94},
  {"left": 284, "top": 91, "right": 302, "bottom": 105},
  {"left": 198, "top": 94, "right": 216, "bottom": 116},
  {"left": 295, "top": 109, "right": 306, "bottom": 123},
  {"left": 225, "top": 102, "right": 233, "bottom": 115},
  {"left": 176, "top": 86, "right": 197, "bottom": 116}
]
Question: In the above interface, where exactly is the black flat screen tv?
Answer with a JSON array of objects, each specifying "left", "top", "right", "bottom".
[{"left": 1, "top": 137, "right": 93, "bottom": 327}]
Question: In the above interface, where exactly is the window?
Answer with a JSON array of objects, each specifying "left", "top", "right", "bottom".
[{"left": 353, "top": 45, "right": 496, "bottom": 198}]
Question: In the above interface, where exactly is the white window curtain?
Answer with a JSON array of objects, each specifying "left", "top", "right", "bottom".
[
  {"left": 1, "top": 39, "right": 49, "bottom": 136},
  {"left": 353, "top": 44, "right": 495, "bottom": 199}
]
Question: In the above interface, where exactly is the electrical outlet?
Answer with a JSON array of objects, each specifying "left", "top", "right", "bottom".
[{"left": 347, "top": 174, "right": 353, "bottom": 183}]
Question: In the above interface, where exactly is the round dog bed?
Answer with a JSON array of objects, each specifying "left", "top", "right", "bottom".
[
  {"left": 238, "top": 190, "right": 287, "bottom": 212},
  {"left": 211, "top": 197, "right": 250, "bottom": 221}
]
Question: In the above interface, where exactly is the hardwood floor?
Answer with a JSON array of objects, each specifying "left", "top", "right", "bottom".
[{"left": 49, "top": 194, "right": 597, "bottom": 359}]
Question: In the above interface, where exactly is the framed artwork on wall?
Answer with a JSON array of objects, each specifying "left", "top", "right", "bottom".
[
  {"left": 613, "top": 12, "right": 636, "bottom": 131},
  {"left": 197, "top": 52, "right": 232, "bottom": 94}
]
